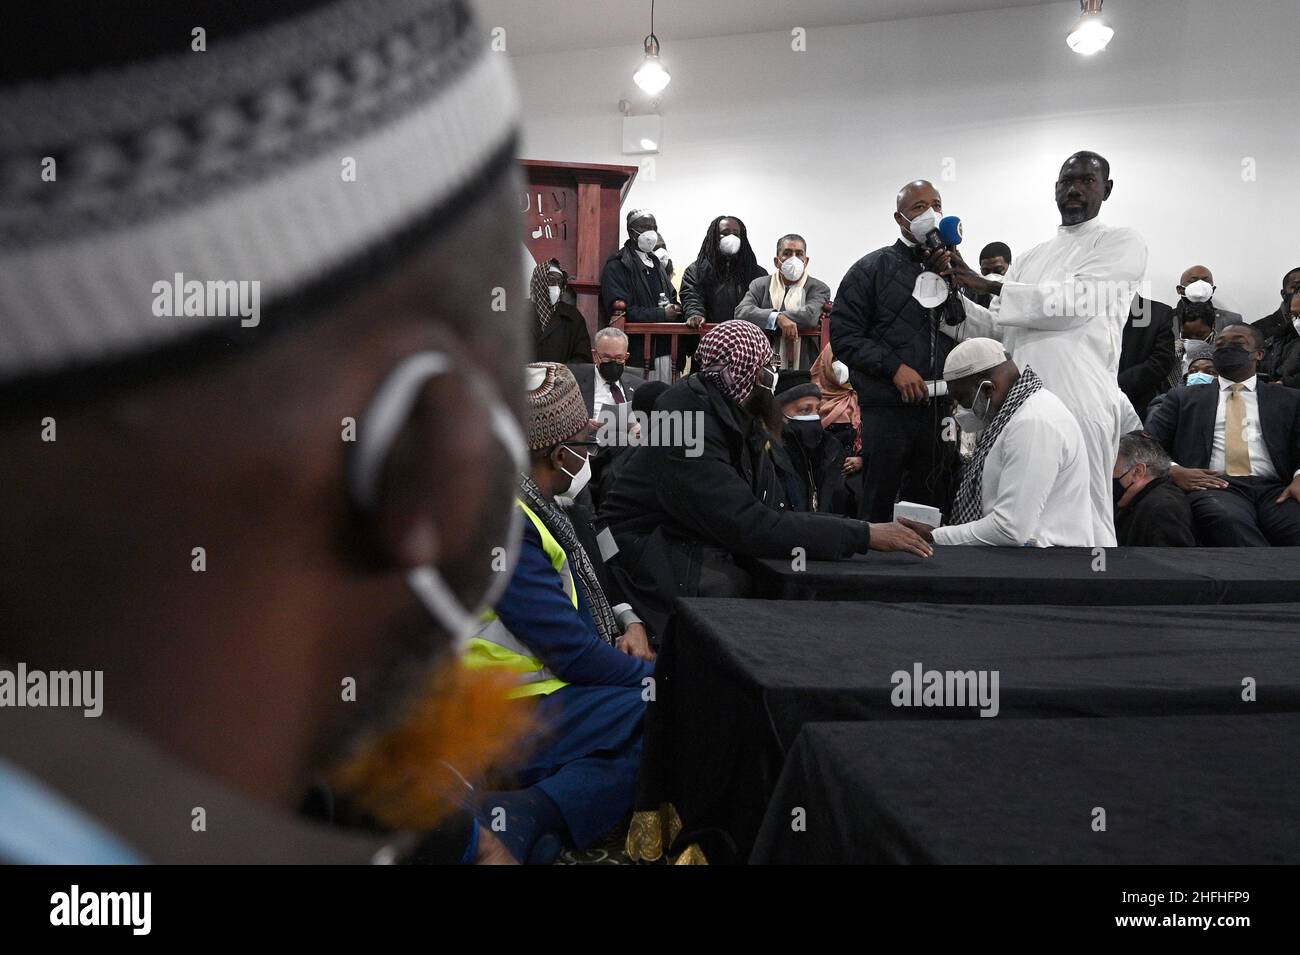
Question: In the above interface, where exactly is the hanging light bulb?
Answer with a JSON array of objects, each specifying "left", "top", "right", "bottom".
[
  {"left": 633, "top": 1, "right": 670, "bottom": 94},
  {"left": 1067, "top": 0, "right": 1115, "bottom": 55}
]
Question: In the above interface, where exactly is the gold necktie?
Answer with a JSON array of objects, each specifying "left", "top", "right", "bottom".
[{"left": 1224, "top": 383, "right": 1252, "bottom": 476}]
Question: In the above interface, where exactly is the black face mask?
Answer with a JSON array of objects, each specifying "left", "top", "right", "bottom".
[
  {"left": 784, "top": 417, "right": 824, "bottom": 450},
  {"left": 1212, "top": 343, "right": 1254, "bottom": 378},
  {"left": 598, "top": 360, "right": 625, "bottom": 384}
]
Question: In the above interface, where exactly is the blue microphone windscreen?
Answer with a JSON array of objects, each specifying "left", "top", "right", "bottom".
[{"left": 938, "top": 215, "right": 963, "bottom": 246}]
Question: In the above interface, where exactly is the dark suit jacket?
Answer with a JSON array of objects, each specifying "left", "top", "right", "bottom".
[
  {"left": 1144, "top": 379, "right": 1300, "bottom": 479},
  {"left": 568, "top": 362, "right": 645, "bottom": 416},
  {"left": 1119, "top": 296, "right": 1175, "bottom": 418}
]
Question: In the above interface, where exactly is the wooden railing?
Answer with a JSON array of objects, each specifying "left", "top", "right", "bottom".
[{"left": 614, "top": 301, "right": 834, "bottom": 380}]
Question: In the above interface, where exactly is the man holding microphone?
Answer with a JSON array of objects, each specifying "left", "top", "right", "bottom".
[{"left": 830, "top": 180, "right": 959, "bottom": 522}]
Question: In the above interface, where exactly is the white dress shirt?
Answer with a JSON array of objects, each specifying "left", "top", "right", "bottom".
[
  {"left": 1208, "top": 375, "right": 1290, "bottom": 480},
  {"left": 933, "top": 389, "right": 1094, "bottom": 547}
]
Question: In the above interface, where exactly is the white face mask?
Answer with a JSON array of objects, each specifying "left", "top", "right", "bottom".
[
  {"left": 953, "top": 407, "right": 985, "bottom": 434},
  {"left": 1183, "top": 279, "right": 1214, "bottom": 304},
  {"left": 546, "top": 286, "right": 561, "bottom": 306},
  {"left": 556, "top": 452, "right": 592, "bottom": 505},
  {"left": 831, "top": 360, "right": 850, "bottom": 385},
  {"left": 719, "top": 234, "right": 742, "bottom": 257},
  {"left": 912, "top": 271, "right": 949, "bottom": 308},
  {"left": 350, "top": 352, "right": 527, "bottom": 653},
  {"left": 982, "top": 272, "right": 1005, "bottom": 284},
  {"left": 955, "top": 381, "right": 993, "bottom": 433},
  {"left": 907, "top": 207, "right": 941, "bottom": 243},
  {"left": 780, "top": 256, "right": 806, "bottom": 281},
  {"left": 636, "top": 230, "right": 659, "bottom": 254}
]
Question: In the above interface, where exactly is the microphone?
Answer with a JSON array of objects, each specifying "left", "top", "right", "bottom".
[
  {"left": 924, "top": 215, "right": 964, "bottom": 251},
  {"left": 923, "top": 215, "right": 968, "bottom": 326}
]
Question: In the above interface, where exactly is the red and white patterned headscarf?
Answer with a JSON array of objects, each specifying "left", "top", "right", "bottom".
[{"left": 695, "top": 320, "right": 774, "bottom": 404}]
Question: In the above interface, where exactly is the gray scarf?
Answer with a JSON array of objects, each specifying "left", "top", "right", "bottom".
[
  {"left": 518, "top": 474, "right": 619, "bottom": 645},
  {"left": 951, "top": 366, "right": 1043, "bottom": 526}
]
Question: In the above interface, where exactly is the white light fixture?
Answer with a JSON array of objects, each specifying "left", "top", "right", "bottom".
[
  {"left": 633, "top": 0, "right": 670, "bottom": 94},
  {"left": 1067, "top": 0, "right": 1114, "bottom": 55}
]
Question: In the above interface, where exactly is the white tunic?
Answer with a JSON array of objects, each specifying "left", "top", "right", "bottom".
[
  {"left": 948, "top": 218, "right": 1148, "bottom": 547},
  {"left": 933, "top": 389, "right": 1094, "bottom": 547}
]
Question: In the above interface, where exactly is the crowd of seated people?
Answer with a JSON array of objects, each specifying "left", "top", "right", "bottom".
[{"left": 533, "top": 186, "right": 1300, "bottom": 560}]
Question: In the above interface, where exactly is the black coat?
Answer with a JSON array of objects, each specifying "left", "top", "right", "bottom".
[
  {"left": 1114, "top": 477, "right": 1195, "bottom": 546},
  {"left": 774, "top": 431, "right": 852, "bottom": 516},
  {"left": 1144, "top": 380, "right": 1300, "bottom": 478},
  {"left": 1119, "top": 296, "right": 1176, "bottom": 418},
  {"left": 829, "top": 240, "right": 954, "bottom": 408},
  {"left": 599, "top": 375, "right": 871, "bottom": 633},
  {"left": 680, "top": 259, "right": 767, "bottom": 324},
  {"left": 1256, "top": 309, "right": 1300, "bottom": 388},
  {"left": 600, "top": 375, "right": 870, "bottom": 556},
  {"left": 599, "top": 242, "right": 680, "bottom": 362},
  {"left": 532, "top": 300, "right": 591, "bottom": 364}
]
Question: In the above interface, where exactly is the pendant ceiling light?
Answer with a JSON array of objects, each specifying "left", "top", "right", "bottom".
[
  {"left": 633, "top": 0, "right": 671, "bottom": 94},
  {"left": 1067, "top": 0, "right": 1115, "bottom": 55}
]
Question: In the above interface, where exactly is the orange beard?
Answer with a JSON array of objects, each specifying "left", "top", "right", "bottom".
[{"left": 328, "top": 663, "right": 536, "bottom": 831}]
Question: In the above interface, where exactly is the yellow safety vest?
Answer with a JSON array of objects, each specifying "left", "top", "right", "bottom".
[{"left": 464, "top": 499, "right": 572, "bottom": 698}]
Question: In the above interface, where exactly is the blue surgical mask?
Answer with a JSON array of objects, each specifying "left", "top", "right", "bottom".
[{"left": 1186, "top": 371, "right": 1215, "bottom": 386}]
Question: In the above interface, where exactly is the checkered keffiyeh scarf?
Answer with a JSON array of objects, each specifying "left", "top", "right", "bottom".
[
  {"left": 951, "top": 366, "right": 1043, "bottom": 525},
  {"left": 695, "top": 319, "right": 773, "bottom": 404},
  {"left": 530, "top": 261, "right": 556, "bottom": 334}
]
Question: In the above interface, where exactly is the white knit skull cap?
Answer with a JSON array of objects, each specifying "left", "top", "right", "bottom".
[{"left": 0, "top": 0, "right": 520, "bottom": 385}]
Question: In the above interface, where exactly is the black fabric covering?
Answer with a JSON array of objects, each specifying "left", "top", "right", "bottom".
[
  {"left": 749, "top": 546, "right": 1300, "bottom": 604},
  {"left": 638, "top": 598, "right": 1300, "bottom": 864},
  {"left": 751, "top": 715, "right": 1300, "bottom": 864}
]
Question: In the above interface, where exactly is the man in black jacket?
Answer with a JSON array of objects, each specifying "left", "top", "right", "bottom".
[
  {"left": 1119, "top": 295, "right": 1176, "bottom": 419},
  {"left": 1144, "top": 323, "right": 1300, "bottom": 546},
  {"left": 830, "top": 179, "right": 958, "bottom": 522},
  {"left": 1112, "top": 432, "right": 1195, "bottom": 546},
  {"left": 599, "top": 209, "right": 682, "bottom": 381},
  {"left": 600, "top": 320, "right": 930, "bottom": 634},
  {"left": 1256, "top": 267, "right": 1300, "bottom": 387}
]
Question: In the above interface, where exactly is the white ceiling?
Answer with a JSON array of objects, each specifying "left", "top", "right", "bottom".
[{"left": 477, "top": 0, "right": 1058, "bottom": 56}]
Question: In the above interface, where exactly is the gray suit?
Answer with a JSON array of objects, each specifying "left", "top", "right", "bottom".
[{"left": 735, "top": 274, "right": 831, "bottom": 369}]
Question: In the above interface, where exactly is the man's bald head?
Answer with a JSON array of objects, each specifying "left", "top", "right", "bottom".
[
  {"left": 894, "top": 180, "right": 942, "bottom": 240},
  {"left": 1179, "top": 265, "right": 1214, "bottom": 287},
  {"left": 1056, "top": 152, "right": 1112, "bottom": 226}
]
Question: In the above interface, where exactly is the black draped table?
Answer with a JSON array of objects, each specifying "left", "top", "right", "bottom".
[
  {"left": 748, "top": 546, "right": 1300, "bottom": 604},
  {"left": 632, "top": 598, "right": 1300, "bottom": 865},
  {"left": 751, "top": 716, "right": 1300, "bottom": 864}
]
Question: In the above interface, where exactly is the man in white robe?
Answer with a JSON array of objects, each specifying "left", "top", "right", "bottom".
[
  {"left": 899, "top": 339, "right": 1093, "bottom": 548},
  {"left": 940, "top": 152, "right": 1148, "bottom": 546}
]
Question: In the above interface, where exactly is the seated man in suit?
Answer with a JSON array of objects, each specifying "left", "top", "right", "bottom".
[
  {"left": 734, "top": 233, "right": 831, "bottom": 369},
  {"left": 1145, "top": 323, "right": 1300, "bottom": 546},
  {"left": 571, "top": 327, "right": 644, "bottom": 412},
  {"left": 570, "top": 327, "right": 645, "bottom": 506},
  {"left": 1112, "top": 432, "right": 1195, "bottom": 546},
  {"left": 1120, "top": 295, "right": 1175, "bottom": 419}
]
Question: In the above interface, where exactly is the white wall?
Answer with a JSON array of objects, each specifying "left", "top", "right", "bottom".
[{"left": 510, "top": 0, "right": 1300, "bottom": 321}]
